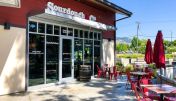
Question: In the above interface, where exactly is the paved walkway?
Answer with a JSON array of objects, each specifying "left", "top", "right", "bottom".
[{"left": 0, "top": 77, "right": 136, "bottom": 101}]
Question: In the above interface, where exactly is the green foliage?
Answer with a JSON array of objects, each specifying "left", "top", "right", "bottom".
[
  {"left": 147, "top": 63, "right": 157, "bottom": 77},
  {"left": 166, "top": 54, "right": 173, "bottom": 59},
  {"left": 117, "top": 53, "right": 144, "bottom": 58},
  {"left": 116, "top": 43, "right": 129, "bottom": 52},
  {"left": 148, "top": 63, "right": 156, "bottom": 69},
  {"left": 173, "top": 40, "right": 176, "bottom": 46},
  {"left": 116, "top": 62, "right": 123, "bottom": 71},
  {"left": 117, "top": 53, "right": 173, "bottom": 59},
  {"left": 124, "top": 64, "right": 134, "bottom": 72},
  {"left": 130, "top": 37, "right": 141, "bottom": 52},
  {"left": 139, "top": 46, "right": 146, "bottom": 54},
  {"left": 167, "top": 46, "right": 176, "bottom": 54},
  {"left": 116, "top": 36, "right": 176, "bottom": 55},
  {"left": 116, "top": 62, "right": 123, "bottom": 67}
]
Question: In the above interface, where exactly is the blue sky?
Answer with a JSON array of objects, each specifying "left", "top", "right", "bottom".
[{"left": 109, "top": 0, "right": 176, "bottom": 41}]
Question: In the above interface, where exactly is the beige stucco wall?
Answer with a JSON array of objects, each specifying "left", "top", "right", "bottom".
[
  {"left": 0, "top": 25, "right": 26, "bottom": 95},
  {"left": 101, "top": 39, "right": 115, "bottom": 67}
]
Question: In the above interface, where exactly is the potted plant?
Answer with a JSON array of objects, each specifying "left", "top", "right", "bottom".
[
  {"left": 116, "top": 62, "right": 123, "bottom": 71},
  {"left": 148, "top": 63, "right": 157, "bottom": 78},
  {"left": 124, "top": 64, "right": 134, "bottom": 73}
]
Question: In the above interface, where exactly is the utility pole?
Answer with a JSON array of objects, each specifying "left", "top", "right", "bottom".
[
  {"left": 171, "top": 31, "right": 173, "bottom": 43},
  {"left": 136, "top": 21, "right": 140, "bottom": 54}
]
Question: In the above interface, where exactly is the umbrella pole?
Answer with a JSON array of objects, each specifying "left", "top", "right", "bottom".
[{"left": 160, "top": 68, "right": 162, "bottom": 85}]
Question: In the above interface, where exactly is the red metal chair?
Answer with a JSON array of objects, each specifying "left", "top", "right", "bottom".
[
  {"left": 125, "top": 72, "right": 138, "bottom": 89},
  {"left": 109, "top": 66, "right": 119, "bottom": 80},
  {"left": 140, "top": 78, "right": 160, "bottom": 101},
  {"left": 132, "top": 82, "right": 152, "bottom": 101},
  {"left": 96, "top": 65, "right": 104, "bottom": 78},
  {"left": 102, "top": 64, "right": 109, "bottom": 78},
  {"left": 164, "top": 90, "right": 176, "bottom": 101},
  {"left": 164, "top": 97, "right": 176, "bottom": 101}
]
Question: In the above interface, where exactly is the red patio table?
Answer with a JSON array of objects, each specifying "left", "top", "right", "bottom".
[
  {"left": 141, "top": 84, "right": 176, "bottom": 101},
  {"left": 130, "top": 71, "right": 148, "bottom": 80},
  {"left": 130, "top": 72, "right": 149, "bottom": 87}
]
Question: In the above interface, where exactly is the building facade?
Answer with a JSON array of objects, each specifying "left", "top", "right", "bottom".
[{"left": 0, "top": 0, "right": 131, "bottom": 95}]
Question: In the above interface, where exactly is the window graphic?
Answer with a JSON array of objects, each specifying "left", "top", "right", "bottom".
[{"left": 0, "top": 0, "right": 21, "bottom": 8}]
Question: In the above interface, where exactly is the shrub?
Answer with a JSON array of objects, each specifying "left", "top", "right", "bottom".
[
  {"left": 124, "top": 64, "right": 134, "bottom": 72},
  {"left": 117, "top": 53, "right": 144, "bottom": 59},
  {"left": 116, "top": 62, "right": 123, "bottom": 71}
]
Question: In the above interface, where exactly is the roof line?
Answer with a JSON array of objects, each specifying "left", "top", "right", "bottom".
[{"left": 96, "top": 0, "right": 132, "bottom": 17}]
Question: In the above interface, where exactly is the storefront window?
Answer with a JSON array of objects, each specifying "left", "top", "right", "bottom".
[
  {"left": 80, "top": 30, "right": 83, "bottom": 38},
  {"left": 74, "top": 29, "right": 79, "bottom": 37},
  {"left": 68, "top": 28, "right": 73, "bottom": 36},
  {"left": 74, "top": 38, "right": 83, "bottom": 78},
  {"left": 54, "top": 25, "right": 60, "bottom": 35},
  {"left": 38, "top": 23, "right": 45, "bottom": 33},
  {"left": 29, "top": 34, "right": 45, "bottom": 86},
  {"left": 94, "top": 32, "right": 97, "bottom": 40},
  {"left": 84, "top": 40, "right": 93, "bottom": 75},
  {"left": 46, "top": 24, "right": 53, "bottom": 34},
  {"left": 89, "top": 32, "right": 93, "bottom": 39},
  {"left": 94, "top": 40, "right": 101, "bottom": 75},
  {"left": 29, "top": 20, "right": 102, "bottom": 85},
  {"left": 46, "top": 35, "right": 59, "bottom": 83},
  {"left": 98, "top": 33, "right": 101, "bottom": 40},
  {"left": 84, "top": 31, "right": 88, "bottom": 38},
  {"left": 29, "top": 21, "right": 37, "bottom": 32}
]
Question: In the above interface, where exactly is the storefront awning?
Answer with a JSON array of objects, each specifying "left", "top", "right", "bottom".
[
  {"left": 72, "top": 17, "right": 115, "bottom": 31},
  {"left": 31, "top": 12, "right": 116, "bottom": 31}
]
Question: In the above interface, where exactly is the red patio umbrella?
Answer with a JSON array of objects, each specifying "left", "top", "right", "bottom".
[
  {"left": 153, "top": 31, "right": 165, "bottom": 69},
  {"left": 144, "top": 39, "right": 153, "bottom": 64}
]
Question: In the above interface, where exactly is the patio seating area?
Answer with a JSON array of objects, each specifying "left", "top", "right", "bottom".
[{"left": 0, "top": 76, "right": 137, "bottom": 101}]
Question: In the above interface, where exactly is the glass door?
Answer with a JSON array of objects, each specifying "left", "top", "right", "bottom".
[
  {"left": 46, "top": 36, "right": 59, "bottom": 83},
  {"left": 60, "top": 37, "right": 74, "bottom": 81}
]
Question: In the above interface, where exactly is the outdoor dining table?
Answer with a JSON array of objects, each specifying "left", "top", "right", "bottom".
[
  {"left": 130, "top": 71, "right": 148, "bottom": 81},
  {"left": 130, "top": 71, "right": 149, "bottom": 87},
  {"left": 141, "top": 84, "right": 176, "bottom": 101}
]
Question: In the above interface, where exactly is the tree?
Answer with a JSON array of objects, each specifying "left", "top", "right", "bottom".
[
  {"left": 164, "top": 40, "right": 170, "bottom": 47},
  {"left": 167, "top": 46, "right": 176, "bottom": 54},
  {"left": 116, "top": 43, "right": 129, "bottom": 53},
  {"left": 130, "top": 37, "right": 141, "bottom": 52},
  {"left": 173, "top": 40, "right": 176, "bottom": 46},
  {"left": 138, "top": 39, "right": 147, "bottom": 54}
]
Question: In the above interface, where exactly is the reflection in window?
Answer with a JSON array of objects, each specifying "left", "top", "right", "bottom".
[
  {"left": 84, "top": 31, "right": 88, "bottom": 38},
  {"left": 89, "top": 32, "right": 93, "bottom": 39},
  {"left": 54, "top": 26, "right": 60, "bottom": 35},
  {"left": 46, "top": 41, "right": 59, "bottom": 83},
  {"left": 29, "top": 21, "right": 37, "bottom": 32},
  {"left": 29, "top": 34, "right": 45, "bottom": 86},
  {"left": 38, "top": 23, "right": 45, "bottom": 33},
  {"left": 29, "top": 34, "right": 45, "bottom": 53},
  {"left": 94, "top": 32, "right": 97, "bottom": 40},
  {"left": 46, "top": 36, "right": 59, "bottom": 44},
  {"left": 98, "top": 33, "right": 101, "bottom": 40},
  {"left": 46, "top": 24, "right": 53, "bottom": 34},
  {"left": 74, "top": 29, "right": 79, "bottom": 37},
  {"left": 62, "top": 39, "right": 72, "bottom": 78},
  {"left": 61, "top": 27, "right": 67, "bottom": 35},
  {"left": 94, "top": 41, "right": 101, "bottom": 75},
  {"left": 80, "top": 30, "right": 83, "bottom": 38},
  {"left": 68, "top": 28, "right": 73, "bottom": 36},
  {"left": 84, "top": 40, "right": 93, "bottom": 75},
  {"left": 74, "top": 39, "right": 83, "bottom": 78}
]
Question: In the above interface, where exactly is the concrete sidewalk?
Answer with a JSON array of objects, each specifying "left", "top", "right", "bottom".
[{"left": 0, "top": 77, "right": 136, "bottom": 101}]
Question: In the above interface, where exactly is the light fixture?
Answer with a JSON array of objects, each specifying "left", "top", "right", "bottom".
[{"left": 4, "top": 22, "right": 10, "bottom": 30}]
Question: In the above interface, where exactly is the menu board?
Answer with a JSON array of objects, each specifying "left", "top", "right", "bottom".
[{"left": 0, "top": 0, "right": 20, "bottom": 8}]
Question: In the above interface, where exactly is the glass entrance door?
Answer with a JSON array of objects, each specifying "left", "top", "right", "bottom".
[{"left": 60, "top": 37, "right": 74, "bottom": 81}]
